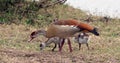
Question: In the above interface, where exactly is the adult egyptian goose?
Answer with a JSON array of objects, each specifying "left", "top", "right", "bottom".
[{"left": 28, "top": 19, "right": 99, "bottom": 52}]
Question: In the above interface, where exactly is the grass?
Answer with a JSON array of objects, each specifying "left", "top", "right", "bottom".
[
  {"left": 0, "top": 1, "right": 119, "bottom": 63},
  {"left": 0, "top": 19, "right": 120, "bottom": 63}
]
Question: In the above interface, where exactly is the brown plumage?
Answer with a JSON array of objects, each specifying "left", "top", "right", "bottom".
[
  {"left": 53, "top": 20, "right": 94, "bottom": 31},
  {"left": 46, "top": 19, "right": 99, "bottom": 52}
]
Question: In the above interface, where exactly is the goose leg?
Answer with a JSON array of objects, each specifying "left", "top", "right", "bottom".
[
  {"left": 67, "top": 38, "right": 72, "bottom": 52},
  {"left": 79, "top": 43, "right": 81, "bottom": 50},
  {"left": 58, "top": 43, "right": 61, "bottom": 51},
  {"left": 59, "top": 38, "right": 65, "bottom": 52},
  {"left": 52, "top": 43, "right": 57, "bottom": 51},
  {"left": 58, "top": 39, "right": 62, "bottom": 51},
  {"left": 86, "top": 43, "right": 89, "bottom": 50}
]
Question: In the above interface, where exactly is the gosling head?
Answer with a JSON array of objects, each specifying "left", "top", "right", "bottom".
[
  {"left": 39, "top": 43, "right": 46, "bottom": 50},
  {"left": 78, "top": 33, "right": 84, "bottom": 39}
]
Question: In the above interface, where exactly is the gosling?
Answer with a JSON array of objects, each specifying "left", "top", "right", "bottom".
[{"left": 74, "top": 33, "right": 90, "bottom": 50}]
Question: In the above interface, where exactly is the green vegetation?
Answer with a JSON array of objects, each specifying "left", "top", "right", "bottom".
[{"left": 0, "top": 0, "right": 87, "bottom": 27}]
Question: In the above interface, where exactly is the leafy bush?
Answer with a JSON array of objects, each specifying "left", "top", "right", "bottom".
[{"left": 0, "top": 0, "right": 89, "bottom": 27}]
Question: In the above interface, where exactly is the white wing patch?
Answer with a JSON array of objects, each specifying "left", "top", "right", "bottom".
[{"left": 60, "top": 25, "right": 78, "bottom": 28}]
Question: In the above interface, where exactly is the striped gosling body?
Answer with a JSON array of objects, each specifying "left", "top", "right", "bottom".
[
  {"left": 74, "top": 33, "right": 90, "bottom": 50},
  {"left": 40, "top": 37, "right": 62, "bottom": 51}
]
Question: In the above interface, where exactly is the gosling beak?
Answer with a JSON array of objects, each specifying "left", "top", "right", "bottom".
[{"left": 39, "top": 44, "right": 43, "bottom": 50}]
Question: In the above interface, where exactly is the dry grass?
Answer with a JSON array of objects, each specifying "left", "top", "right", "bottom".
[{"left": 0, "top": 20, "right": 120, "bottom": 63}]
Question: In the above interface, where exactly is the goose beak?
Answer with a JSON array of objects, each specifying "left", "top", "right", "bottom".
[{"left": 28, "top": 37, "right": 34, "bottom": 42}]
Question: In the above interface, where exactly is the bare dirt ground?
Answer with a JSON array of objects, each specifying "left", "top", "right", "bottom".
[
  {"left": 0, "top": 48, "right": 86, "bottom": 63},
  {"left": 0, "top": 47, "right": 119, "bottom": 63}
]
